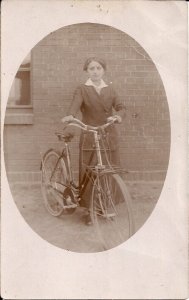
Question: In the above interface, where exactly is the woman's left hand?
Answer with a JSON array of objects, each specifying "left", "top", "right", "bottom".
[{"left": 107, "top": 115, "right": 122, "bottom": 124}]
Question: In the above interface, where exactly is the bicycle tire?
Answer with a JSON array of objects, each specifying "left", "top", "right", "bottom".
[
  {"left": 41, "top": 150, "right": 76, "bottom": 216},
  {"left": 91, "top": 173, "right": 135, "bottom": 251}
]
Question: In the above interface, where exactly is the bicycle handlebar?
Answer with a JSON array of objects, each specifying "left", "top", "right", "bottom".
[{"left": 62, "top": 117, "right": 116, "bottom": 132}]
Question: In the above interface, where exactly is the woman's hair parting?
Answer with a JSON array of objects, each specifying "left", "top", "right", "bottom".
[{"left": 83, "top": 57, "right": 107, "bottom": 71}]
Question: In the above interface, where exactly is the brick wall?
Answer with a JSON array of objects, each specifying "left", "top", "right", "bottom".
[{"left": 4, "top": 23, "right": 170, "bottom": 182}]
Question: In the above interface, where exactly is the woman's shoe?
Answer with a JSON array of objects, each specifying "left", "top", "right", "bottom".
[{"left": 85, "top": 213, "right": 93, "bottom": 226}]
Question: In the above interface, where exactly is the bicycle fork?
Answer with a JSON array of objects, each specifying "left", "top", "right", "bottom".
[{"left": 94, "top": 175, "right": 116, "bottom": 218}]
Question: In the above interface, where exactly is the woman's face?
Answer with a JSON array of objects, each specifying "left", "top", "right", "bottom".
[{"left": 86, "top": 61, "right": 105, "bottom": 82}]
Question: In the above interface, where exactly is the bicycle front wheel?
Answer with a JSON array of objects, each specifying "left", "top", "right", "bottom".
[
  {"left": 91, "top": 173, "right": 135, "bottom": 251},
  {"left": 41, "top": 150, "right": 68, "bottom": 216}
]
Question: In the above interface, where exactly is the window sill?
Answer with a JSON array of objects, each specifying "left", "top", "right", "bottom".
[
  {"left": 4, "top": 107, "right": 33, "bottom": 125},
  {"left": 7, "top": 105, "right": 33, "bottom": 109}
]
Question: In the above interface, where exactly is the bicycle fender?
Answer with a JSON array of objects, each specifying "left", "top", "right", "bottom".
[{"left": 40, "top": 148, "right": 59, "bottom": 170}]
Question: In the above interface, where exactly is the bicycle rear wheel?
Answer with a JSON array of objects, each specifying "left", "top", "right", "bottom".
[
  {"left": 91, "top": 173, "right": 135, "bottom": 251},
  {"left": 41, "top": 150, "right": 76, "bottom": 216}
]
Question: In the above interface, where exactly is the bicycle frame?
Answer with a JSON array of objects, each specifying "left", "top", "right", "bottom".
[
  {"left": 44, "top": 117, "right": 125, "bottom": 204},
  {"left": 59, "top": 131, "right": 106, "bottom": 198},
  {"left": 65, "top": 118, "right": 114, "bottom": 169},
  {"left": 63, "top": 142, "right": 74, "bottom": 183}
]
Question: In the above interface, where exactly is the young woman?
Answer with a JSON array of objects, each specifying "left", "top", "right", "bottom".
[{"left": 62, "top": 57, "right": 126, "bottom": 225}]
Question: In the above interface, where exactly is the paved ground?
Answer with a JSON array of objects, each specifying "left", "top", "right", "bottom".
[{"left": 10, "top": 181, "right": 163, "bottom": 253}]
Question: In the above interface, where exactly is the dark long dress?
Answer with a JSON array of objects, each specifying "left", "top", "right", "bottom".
[{"left": 66, "top": 83, "right": 126, "bottom": 208}]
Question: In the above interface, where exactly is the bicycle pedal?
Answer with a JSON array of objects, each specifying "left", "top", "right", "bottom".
[
  {"left": 102, "top": 212, "right": 116, "bottom": 218},
  {"left": 64, "top": 203, "right": 77, "bottom": 209}
]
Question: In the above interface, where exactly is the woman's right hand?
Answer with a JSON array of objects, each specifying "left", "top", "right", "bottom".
[
  {"left": 61, "top": 115, "right": 75, "bottom": 140},
  {"left": 61, "top": 115, "right": 74, "bottom": 123}
]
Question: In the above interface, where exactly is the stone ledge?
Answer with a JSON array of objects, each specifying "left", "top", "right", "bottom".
[{"left": 4, "top": 113, "right": 34, "bottom": 125}]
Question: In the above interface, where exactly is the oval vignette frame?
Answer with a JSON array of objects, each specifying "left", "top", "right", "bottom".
[{"left": 3, "top": 22, "right": 171, "bottom": 253}]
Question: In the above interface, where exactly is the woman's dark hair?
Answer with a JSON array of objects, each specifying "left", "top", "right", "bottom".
[{"left": 83, "top": 57, "right": 107, "bottom": 71}]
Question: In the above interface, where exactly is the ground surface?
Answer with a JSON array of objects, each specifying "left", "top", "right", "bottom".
[{"left": 10, "top": 181, "right": 163, "bottom": 253}]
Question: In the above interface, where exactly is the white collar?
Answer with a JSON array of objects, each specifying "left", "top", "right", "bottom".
[{"left": 85, "top": 78, "right": 108, "bottom": 89}]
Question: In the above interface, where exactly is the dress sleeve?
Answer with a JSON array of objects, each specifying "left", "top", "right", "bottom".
[
  {"left": 67, "top": 86, "right": 83, "bottom": 117},
  {"left": 112, "top": 88, "right": 126, "bottom": 119}
]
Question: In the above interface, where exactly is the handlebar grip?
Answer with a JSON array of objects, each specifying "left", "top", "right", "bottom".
[
  {"left": 100, "top": 119, "right": 115, "bottom": 130},
  {"left": 65, "top": 118, "right": 88, "bottom": 130},
  {"left": 61, "top": 117, "right": 73, "bottom": 124},
  {"left": 61, "top": 117, "right": 116, "bottom": 132}
]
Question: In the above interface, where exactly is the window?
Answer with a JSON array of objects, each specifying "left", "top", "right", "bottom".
[
  {"left": 7, "top": 53, "right": 31, "bottom": 107},
  {"left": 5, "top": 52, "right": 33, "bottom": 125}
]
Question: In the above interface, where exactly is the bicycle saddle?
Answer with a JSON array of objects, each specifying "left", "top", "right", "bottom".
[{"left": 55, "top": 132, "right": 73, "bottom": 142}]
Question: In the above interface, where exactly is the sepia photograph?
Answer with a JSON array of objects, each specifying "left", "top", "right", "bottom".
[
  {"left": 1, "top": 0, "right": 188, "bottom": 299},
  {"left": 4, "top": 22, "right": 170, "bottom": 252}
]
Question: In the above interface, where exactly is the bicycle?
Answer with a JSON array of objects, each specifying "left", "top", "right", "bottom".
[{"left": 41, "top": 117, "right": 135, "bottom": 251}]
